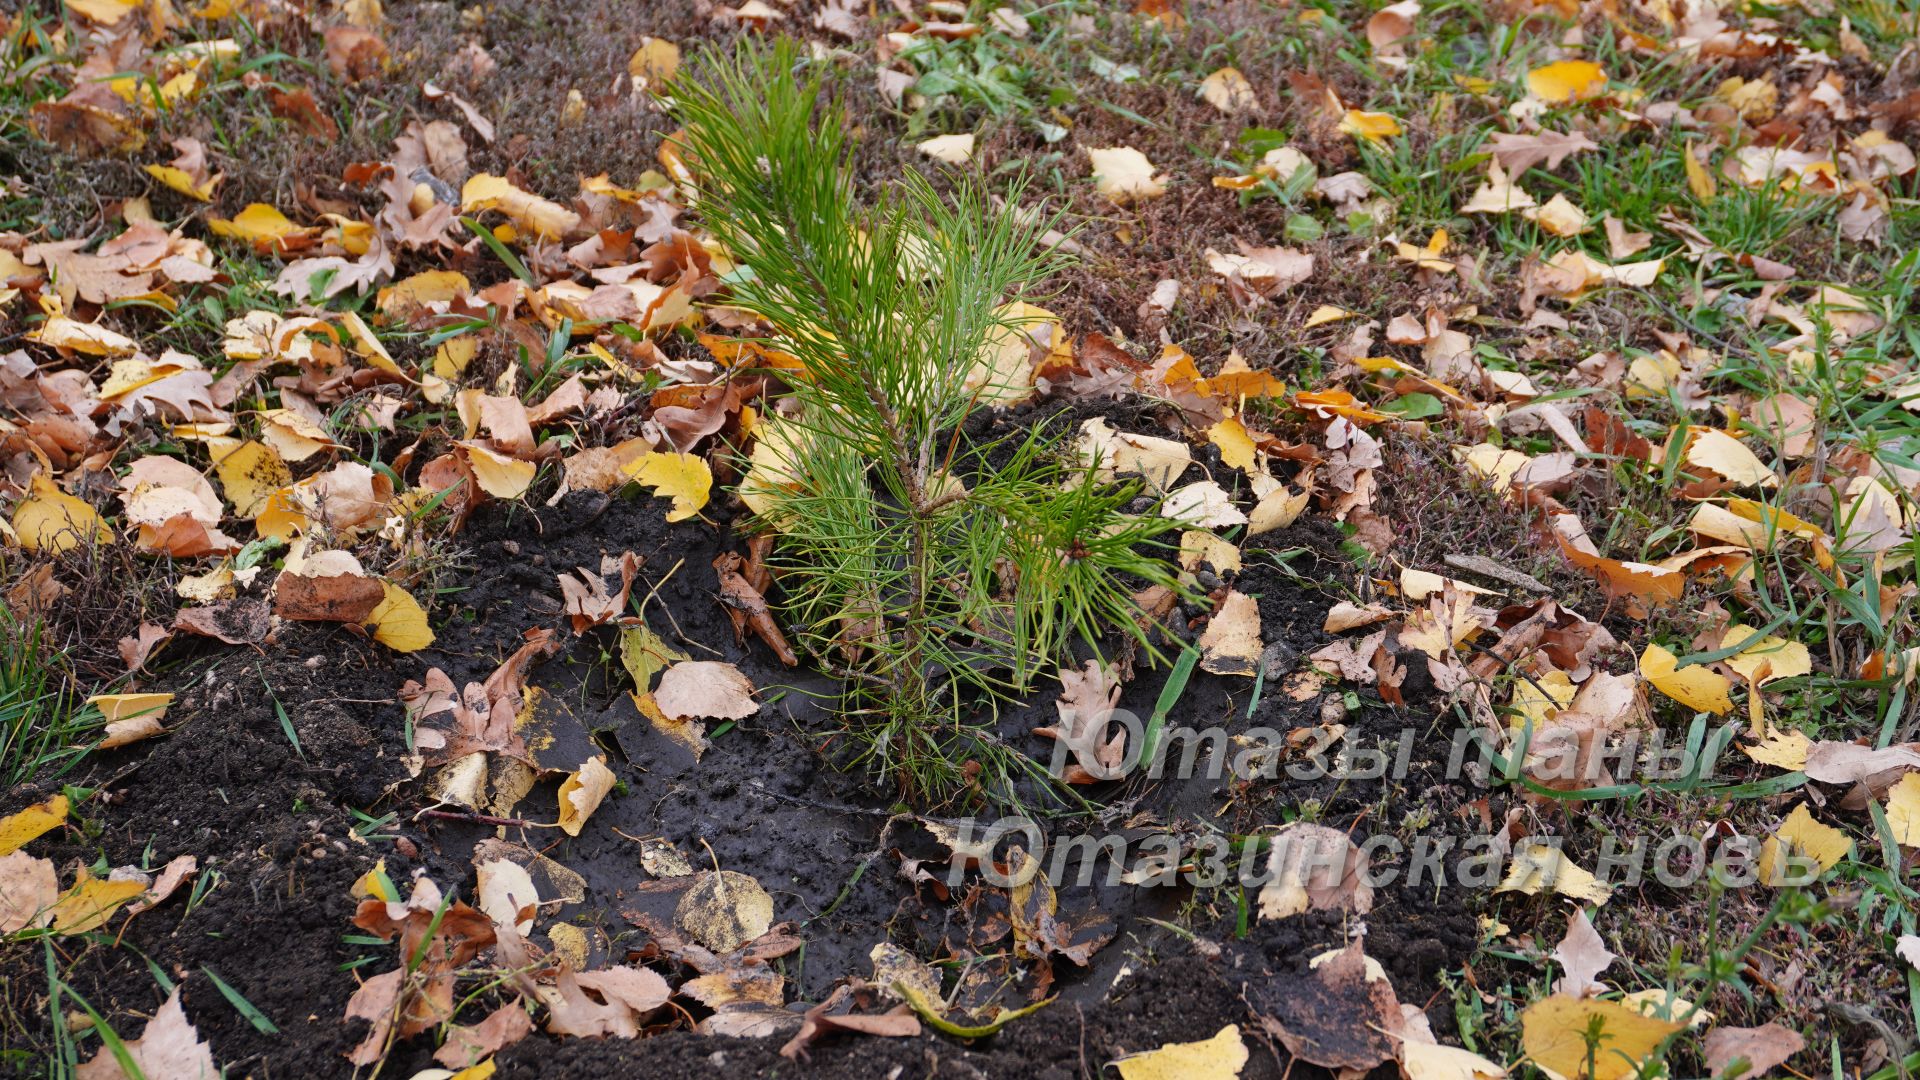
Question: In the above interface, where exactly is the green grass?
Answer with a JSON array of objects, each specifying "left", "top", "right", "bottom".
[{"left": 0, "top": 612, "right": 102, "bottom": 789}]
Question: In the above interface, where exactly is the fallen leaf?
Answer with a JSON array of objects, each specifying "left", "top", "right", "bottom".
[
  {"left": 1550, "top": 909, "right": 1615, "bottom": 997},
  {"left": 48, "top": 868, "right": 147, "bottom": 934},
  {"left": 1087, "top": 146, "right": 1169, "bottom": 204},
  {"left": 460, "top": 442, "right": 537, "bottom": 500},
  {"left": 1162, "top": 480, "right": 1247, "bottom": 528},
  {"left": 654, "top": 661, "right": 758, "bottom": 720},
  {"left": 1702, "top": 1023, "right": 1805, "bottom": 1079},
  {"left": 916, "top": 133, "right": 975, "bottom": 164},
  {"left": 476, "top": 858, "right": 540, "bottom": 934},
  {"left": 12, "top": 475, "right": 111, "bottom": 554},
  {"left": 366, "top": 582, "right": 435, "bottom": 652},
  {"left": 1338, "top": 110, "right": 1401, "bottom": 143},
  {"left": 436, "top": 1002, "right": 533, "bottom": 1069},
  {"left": 1886, "top": 772, "right": 1920, "bottom": 846},
  {"left": 0, "top": 850, "right": 59, "bottom": 932},
  {"left": 1526, "top": 60, "right": 1607, "bottom": 103},
  {"left": 1080, "top": 418, "right": 1192, "bottom": 491},
  {"left": 1639, "top": 643, "right": 1734, "bottom": 716},
  {"left": 1114, "top": 1023, "right": 1248, "bottom": 1079},
  {"left": 1496, "top": 843, "right": 1612, "bottom": 904},
  {"left": 1032, "top": 660, "right": 1126, "bottom": 783},
  {"left": 618, "top": 620, "right": 688, "bottom": 693},
  {"left": 1520, "top": 996, "right": 1680, "bottom": 1080},
  {"left": 1487, "top": 129, "right": 1598, "bottom": 172},
  {"left": 625, "top": 451, "right": 713, "bottom": 522},
  {"left": 1399, "top": 1040, "right": 1507, "bottom": 1080},
  {"left": 1199, "top": 68, "right": 1256, "bottom": 114},
  {"left": 675, "top": 870, "right": 774, "bottom": 952},
  {"left": 462, "top": 174, "right": 580, "bottom": 240},
  {"left": 1199, "top": 590, "right": 1262, "bottom": 677},
  {"left": 74, "top": 987, "right": 216, "bottom": 1080},
  {"left": 1757, "top": 804, "right": 1851, "bottom": 885},
  {"left": 557, "top": 755, "right": 615, "bottom": 837},
  {"left": 1257, "top": 822, "right": 1373, "bottom": 919},
  {"left": 0, "top": 794, "right": 68, "bottom": 856},
  {"left": 1251, "top": 938, "right": 1399, "bottom": 1070}
]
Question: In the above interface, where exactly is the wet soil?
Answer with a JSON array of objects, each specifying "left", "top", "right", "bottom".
[{"left": 0, "top": 395, "right": 1482, "bottom": 1076}]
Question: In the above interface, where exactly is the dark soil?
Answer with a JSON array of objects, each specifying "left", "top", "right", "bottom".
[{"left": 0, "top": 443, "right": 1482, "bottom": 1077}]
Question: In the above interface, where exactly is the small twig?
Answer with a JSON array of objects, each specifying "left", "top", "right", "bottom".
[{"left": 417, "top": 808, "right": 532, "bottom": 828}]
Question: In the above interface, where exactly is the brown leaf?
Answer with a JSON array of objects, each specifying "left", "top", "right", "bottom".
[
  {"left": 779, "top": 985, "right": 921, "bottom": 1062},
  {"left": 117, "top": 622, "right": 173, "bottom": 673},
  {"left": 1249, "top": 939, "right": 1402, "bottom": 1072},
  {"left": 0, "top": 850, "right": 59, "bottom": 933},
  {"left": 74, "top": 987, "right": 215, "bottom": 1080},
  {"left": 654, "top": 661, "right": 759, "bottom": 720},
  {"left": 1703, "top": 1023, "right": 1805, "bottom": 1078},
  {"left": 435, "top": 1001, "right": 533, "bottom": 1068},
  {"left": 1486, "top": 129, "right": 1600, "bottom": 173},
  {"left": 1550, "top": 908, "right": 1616, "bottom": 997},
  {"left": 171, "top": 598, "right": 273, "bottom": 646},
  {"left": 1032, "top": 660, "right": 1126, "bottom": 783},
  {"left": 274, "top": 571, "right": 387, "bottom": 623},
  {"left": 556, "top": 552, "right": 642, "bottom": 633}
]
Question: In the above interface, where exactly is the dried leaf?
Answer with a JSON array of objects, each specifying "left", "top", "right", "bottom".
[{"left": 654, "top": 661, "right": 758, "bottom": 720}]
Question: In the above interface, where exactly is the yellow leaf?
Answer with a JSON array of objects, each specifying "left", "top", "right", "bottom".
[
  {"left": 1520, "top": 996, "right": 1681, "bottom": 1080},
  {"left": 207, "top": 438, "right": 292, "bottom": 519},
  {"left": 0, "top": 794, "right": 68, "bottom": 856},
  {"left": 1207, "top": 417, "right": 1258, "bottom": 474},
  {"left": 916, "top": 133, "right": 976, "bottom": 165},
  {"left": 629, "top": 37, "right": 680, "bottom": 83},
  {"left": 969, "top": 301, "right": 1058, "bottom": 405},
  {"left": 65, "top": 0, "right": 140, "bottom": 23},
  {"left": 257, "top": 409, "right": 341, "bottom": 463},
  {"left": 1496, "top": 843, "right": 1612, "bottom": 904},
  {"left": 1684, "top": 429, "right": 1776, "bottom": 488},
  {"left": 1721, "top": 624, "right": 1811, "bottom": 686},
  {"left": 1639, "top": 643, "right": 1734, "bottom": 716},
  {"left": 619, "top": 621, "right": 689, "bottom": 693},
  {"left": 1338, "top": 109, "right": 1401, "bottom": 143},
  {"left": 1087, "top": 146, "right": 1170, "bottom": 204},
  {"left": 12, "top": 475, "right": 111, "bottom": 554},
  {"left": 1511, "top": 669, "right": 1576, "bottom": 730},
  {"left": 461, "top": 442, "right": 537, "bottom": 500},
  {"left": 1757, "top": 804, "right": 1851, "bottom": 885},
  {"left": 1199, "top": 67, "right": 1256, "bottom": 114},
  {"left": 461, "top": 174, "right": 581, "bottom": 241},
  {"left": 1460, "top": 159, "right": 1537, "bottom": 215},
  {"left": 1684, "top": 141, "right": 1717, "bottom": 201},
  {"left": 1114, "top": 1024, "right": 1248, "bottom": 1079},
  {"left": 451, "top": 1061, "right": 497, "bottom": 1080},
  {"left": 1304, "top": 305, "right": 1357, "bottom": 328},
  {"left": 85, "top": 693, "right": 173, "bottom": 723},
  {"left": 378, "top": 270, "right": 471, "bottom": 314},
  {"left": 1400, "top": 1040, "right": 1507, "bottom": 1080},
  {"left": 208, "top": 203, "right": 303, "bottom": 245},
  {"left": 1886, "top": 772, "right": 1920, "bottom": 846},
  {"left": 26, "top": 317, "right": 138, "bottom": 356},
  {"left": 1455, "top": 443, "right": 1531, "bottom": 494},
  {"left": 625, "top": 452, "right": 713, "bottom": 522},
  {"left": 1740, "top": 727, "right": 1810, "bottom": 770},
  {"left": 1525, "top": 192, "right": 1590, "bottom": 236},
  {"left": 365, "top": 582, "right": 434, "bottom": 652},
  {"left": 1526, "top": 60, "right": 1608, "bottom": 104},
  {"left": 1619, "top": 989, "right": 1712, "bottom": 1028},
  {"left": 143, "top": 163, "right": 219, "bottom": 201},
  {"left": 557, "top": 754, "right": 615, "bottom": 837},
  {"left": 48, "top": 869, "right": 148, "bottom": 935}
]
